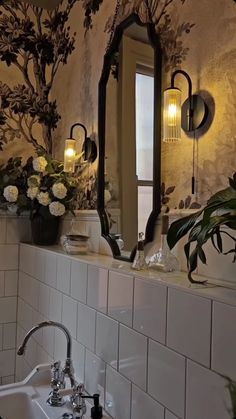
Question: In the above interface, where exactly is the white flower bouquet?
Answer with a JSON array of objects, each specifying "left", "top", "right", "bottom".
[{"left": 0, "top": 149, "right": 79, "bottom": 244}]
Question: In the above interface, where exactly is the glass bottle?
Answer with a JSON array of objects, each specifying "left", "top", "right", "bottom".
[
  {"left": 149, "top": 215, "right": 180, "bottom": 272},
  {"left": 131, "top": 232, "right": 148, "bottom": 271}
]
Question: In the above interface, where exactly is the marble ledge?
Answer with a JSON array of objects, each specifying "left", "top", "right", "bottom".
[{"left": 20, "top": 242, "right": 236, "bottom": 308}]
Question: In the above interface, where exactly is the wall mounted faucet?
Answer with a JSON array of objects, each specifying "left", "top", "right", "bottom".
[{"left": 17, "top": 320, "right": 77, "bottom": 406}]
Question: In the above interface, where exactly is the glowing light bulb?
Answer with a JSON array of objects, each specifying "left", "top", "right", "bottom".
[
  {"left": 168, "top": 103, "right": 177, "bottom": 120},
  {"left": 64, "top": 139, "right": 76, "bottom": 173},
  {"left": 65, "top": 147, "right": 75, "bottom": 158}
]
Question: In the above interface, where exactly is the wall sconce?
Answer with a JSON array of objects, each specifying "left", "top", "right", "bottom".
[
  {"left": 64, "top": 123, "right": 97, "bottom": 173},
  {"left": 163, "top": 70, "right": 208, "bottom": 143}
]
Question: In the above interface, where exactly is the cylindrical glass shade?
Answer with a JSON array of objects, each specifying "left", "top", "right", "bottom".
[
  {"left": 64, "top": 138, "right": 76, "bottom": 173},
  {"left": 163, "top": 88, "right": 182, "bottom": 142}
]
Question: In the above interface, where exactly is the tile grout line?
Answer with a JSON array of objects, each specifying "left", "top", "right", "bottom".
[
  {"left": 14, "top": 243, "right": 20, "bottom": 381},
  {"left": 184, "top": 357, "right": 187, "bottom": 419},
  {"left": 129, "top": 381, "right": 133, "bottom": 419},
  {"left": 94, "top": 310, "right": 97, "bottom": 354},
  {"left": 106, "top": 270, "right": 109, "bottom": 316},
  {"left": 117, "top": 322, "right": 120, "bottom": 372},
  {"left": 131, "top": 276, "right": 135, "bottom": 328},
  {"left": 85, "top": 264, "right": 88, "bottom": 305},
  {"left": 68, "top": 258, "right": 72, "bottom": 296},
  {"left": 165, "top": 286, "right": 169, "bottom": 346},
  {"left": 209, "top": 299, "right": 213, "bottom": 369},
  {"left": 146, "top": 338, "right": 149, "bottom": 394}
]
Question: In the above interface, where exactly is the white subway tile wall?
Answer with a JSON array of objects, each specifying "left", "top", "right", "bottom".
[
  {"left": 212, "top": 301, "right": 236, "bottom": 380},
  {"left": 85, "top": 349, "right": 106, "bottom": 405},
  {"left": 148, "top": 340, "right": 185, "bottom": 417},
  {"left": 95, "top": 312, "right": 119, "bottom": 368},
  {"left": 186, "top": 360, "right": 230, "bottom": 419},
  {"left": 131, "top": 384, "right": 164, "bottom": 419},
  {"left": 2, "top": 241, "right": 235, "bottom": 419},
  {"left": 108, "top": 271, "right": 133, "bottom": 327},
  {"left": 87, "top": 266, "right": 108, "bottom": 313},
  {"left": 0, "top": 216, "right": 30, "bottom": 383},
  {"left": 133, "top": 278, "right": 167, "bottom": 344},
  {"left": 119, "top": 324, "right": 147, "bottom": 390},
  {"left": 167, "top": 288, "right": 211, "bottom": 367}
]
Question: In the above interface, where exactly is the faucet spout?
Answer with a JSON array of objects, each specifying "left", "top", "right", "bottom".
[
  {"left": 17, "top": 320, "right": 72, "bottom": 359},
  {"left": 18, "top": 320, "right": 78, "bottom": 404}
]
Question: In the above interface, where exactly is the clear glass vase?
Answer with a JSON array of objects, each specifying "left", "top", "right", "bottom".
[{"left": 149, "top": 234, "right": 180, "bottom": 272}]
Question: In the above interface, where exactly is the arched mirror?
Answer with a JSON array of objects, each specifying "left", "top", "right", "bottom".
[{"left": 97, "top": 13, "right": 162, "bottom": 260}]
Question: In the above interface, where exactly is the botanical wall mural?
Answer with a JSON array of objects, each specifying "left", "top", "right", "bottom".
[
  {"left": 80, "top": 0, "right": 200, "bottom": 210},
  {"left": 103, "top": 0, "right": 194, "bottom": 72},
  {"left": 0, "top": 0, "right": 81, "bottom": 155},
  {"left": 90, "top": 0, "right": 236, "bottom": 209},
  {"left": 0, "top": 0, "right": 235, "bottom": 210}
]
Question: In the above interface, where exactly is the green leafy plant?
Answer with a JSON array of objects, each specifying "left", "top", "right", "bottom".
[
  {"left": 220, "top": 374, "right": 236, "bottom": 419},
  {"left": 0, "top": 148, "right": 79, "bottom": 219},
  {"left": 167, "top": 173, "right": 236, "bottom": 283}
]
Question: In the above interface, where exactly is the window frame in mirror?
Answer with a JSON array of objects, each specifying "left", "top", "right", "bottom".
[{"left": 97, "top": 13, "right": 162, "bottom": 261}]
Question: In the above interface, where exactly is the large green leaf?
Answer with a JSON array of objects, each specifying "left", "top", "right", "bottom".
[
  {"left": 188, "top": 221, "right": 202, "bottom": 241},
  {"left": 210, "top": 227, "right": 223, "bottom": 253},
  {"left": 167, "top": 210, "right": 202, "bottom": 249},
  {"left": 207, "top": 187, "right": 236, "bottom": 206},
  {"left": 167, "top": 173, "right": 236, "bottom": 284},
  {"left": 229, "top": 172, "right": 236, "bottom": 190}
]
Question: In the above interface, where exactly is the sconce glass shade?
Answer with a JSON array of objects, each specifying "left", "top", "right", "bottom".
[
  {"left": 64, "top": 138, "right": 76, "bottom": 173},
  {"left": 163, "top": 87, "right": 182, "bottom": 143}
]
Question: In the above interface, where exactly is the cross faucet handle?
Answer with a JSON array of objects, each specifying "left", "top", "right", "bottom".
[
  {"left": 51, "top": 360, "right": 65, "bottom": 390},
  {"left": 70, "top": 383, "right": 87, "bottom": 418},
  {"left": 46, "top": 361, "right": 66, "bottom": 407}
]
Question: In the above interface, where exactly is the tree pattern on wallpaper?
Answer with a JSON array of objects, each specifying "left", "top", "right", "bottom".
[
  {"left": 84, "top": 0, "right": 195, "bottom": 71},
  {"left": 0, "top": 0, "right": 79, "bottom": 153}
]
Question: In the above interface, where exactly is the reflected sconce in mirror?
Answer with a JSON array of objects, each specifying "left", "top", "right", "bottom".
[
  {"left": 64, "top": 123, "right": 97, "bottom": 173},
  {"left": 163, "top": 70, "right": 208, "bottom": 143}
]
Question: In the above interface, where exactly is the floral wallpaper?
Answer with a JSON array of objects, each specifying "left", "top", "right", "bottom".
[
  {"left": 0, "top": 0, "right": 236, "bottom": 209},
  {"left": 0, "top": 1, "right": 80, "bottom": 156}
]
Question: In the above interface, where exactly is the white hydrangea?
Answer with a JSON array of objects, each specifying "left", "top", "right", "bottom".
[
  {"left": 49, "top": 201, "right": 66, "bottom": 217},
  {"left": 37, "top": 191, "right": 51, "bottom": 206},
  {"left": 3, "top": 185, "right": 18, "bottom": 203},
  {"left": 32, "top": 156, "right": 47, "bottom": 172},
  {"left": 52, "top": 182, "right": 67, "bottom": 199},
  {"left": 104, "top": 189, "right": 111, "bottom": 203},
  {"left": 27, "top": 175, "right": 40, "bottom": 187},
  {"left": 27, "top": 187, "right": 39, "bottom": 200}
]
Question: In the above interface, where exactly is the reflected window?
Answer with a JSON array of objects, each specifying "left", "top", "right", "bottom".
[{"left": 135, "top": 70, "right": 154, "bottom": 233}]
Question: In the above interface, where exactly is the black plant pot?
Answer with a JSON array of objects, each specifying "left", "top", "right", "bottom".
[{"left": 31, "top": 215, "right": 60, "bottom": 246}]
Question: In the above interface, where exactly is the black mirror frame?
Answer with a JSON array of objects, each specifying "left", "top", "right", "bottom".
[{"left": 97, "top": 12, "right": 162, "bottom": 261}]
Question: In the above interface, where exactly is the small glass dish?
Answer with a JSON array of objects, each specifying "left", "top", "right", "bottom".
[{"left": 61, "top": 234, "right": 90, "bottom": 255}]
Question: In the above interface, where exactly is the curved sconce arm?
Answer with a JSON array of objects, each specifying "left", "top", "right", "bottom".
[
  {"left": 171, "top": 70, "right": 194, "bottom": 131},
  {"left": 70, "top": 123, "right": 87, "bottom": 140}
]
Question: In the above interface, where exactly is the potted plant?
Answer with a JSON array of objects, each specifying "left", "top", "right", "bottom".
[
  {"left": 167, "top": 173, "right": 236, "bottom": 284},
  {"left": 0, "top": 148, "right": 79, "bottom": 245},
  {"left": 223, "top": 375, "right": 236, "bottom": 419}
]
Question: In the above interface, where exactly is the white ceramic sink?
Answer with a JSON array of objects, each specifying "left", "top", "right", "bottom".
[
  {"left": 0, "top": 364, "right": 110, "bottom": 419},
  {"left": 0, "top": 390, "right": 48, "bottom": 419}
]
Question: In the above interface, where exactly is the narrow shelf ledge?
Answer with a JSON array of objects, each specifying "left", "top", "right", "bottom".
[{"left": 20, "top": 242, "right": 236, "bottom": 307}]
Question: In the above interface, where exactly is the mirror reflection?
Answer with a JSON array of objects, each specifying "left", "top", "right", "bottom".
[
  {"left": 97, "top": 13, "right": 162, "bottom": 260},
  {"left": 104, "top": 22, "right": 156, "bottom": 257}
]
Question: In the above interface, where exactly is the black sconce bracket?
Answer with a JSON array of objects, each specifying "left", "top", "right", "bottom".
[{"left": 171, "top": 70, "right": 208, "bottom": 133}]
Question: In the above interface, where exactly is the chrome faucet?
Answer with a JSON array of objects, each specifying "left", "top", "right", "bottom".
[{"left": 17, "top": 320, "right": 77, "bottom": 406}]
